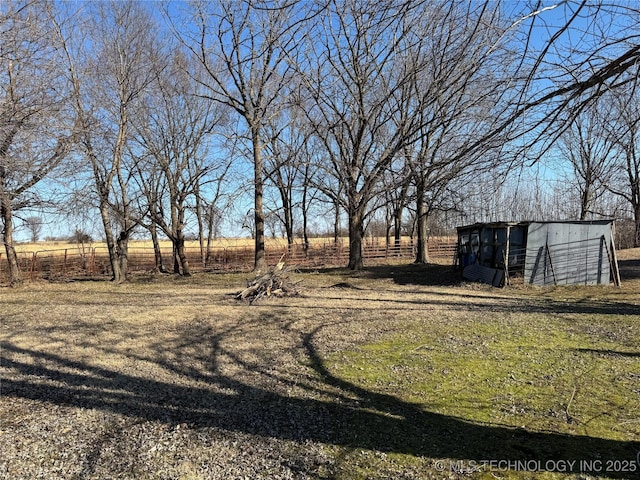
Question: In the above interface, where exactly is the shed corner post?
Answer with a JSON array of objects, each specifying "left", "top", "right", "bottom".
[
  {"left": 609, "top": 225, "right": 622, "bottom": 287},
  {"left": 505, "top": 225, "right": 512, "bottom": 285}
]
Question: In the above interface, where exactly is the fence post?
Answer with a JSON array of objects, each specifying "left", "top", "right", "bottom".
[{"left": 31, "top": 252, "right": 38, "bottom": 280}]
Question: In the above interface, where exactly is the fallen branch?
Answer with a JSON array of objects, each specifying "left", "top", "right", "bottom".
[{"left": 236, "top": 258, "right": 300, "bottom": 304}]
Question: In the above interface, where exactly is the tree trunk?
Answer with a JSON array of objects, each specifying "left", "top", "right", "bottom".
[
  {"left": 98, "top": 201, "right": 121, "bottom": 282},
  {"left": 252, "top": 127, "right": 267, "bottom": 272},
  {"left": 205, "top": 203, "right": 215, "bottom": 267},
  {"left": 347, "top": 207, "right": 364, "bottom": 270},
  {"left": 393, "top": 204, "right": 403, "bottom": 256},
  {"left": 173, "top": 244, "right": 180, "bottom": 274},
  {"left": 276, "top": 182, "right": 295, "bottom": 246},
  {"left": 1, "top": 200, "right": 22, "bottom": 286},
  {"left": 414, "top": 179, "right": 429, "bottom": 264},
  {"left": 284, "top": 198, "right": 294, "bottom": 247},
  {"left": 175, "top": 230, "right": 191, "bottom": 276},
  {"left": 194, "top": 184, "right": 206, "bottom": 267},
  {"left": 301, "top": 182, "right": 310, "bottom": 255},
  {"left": 116, "top": 231, "right": 129, "bottom": 283},
  {"left": 579, "top": 187, "right": 590, "bottom": 220},
  {"left": 333, "top": 201, "right": 340, "bottom": 244},
  {"left": 384, "top": 204, "right": 392, "bottom": 248},
  {"left": 168, "top": 201, "right": 188, "bottom": 276},
  {"left": 149, "top": 221, "right": 165, "bottom": 273}
]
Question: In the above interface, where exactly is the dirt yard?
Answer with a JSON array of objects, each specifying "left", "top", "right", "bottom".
[{"left": 1, "top": 254, "right": 639, "bottom": 479}]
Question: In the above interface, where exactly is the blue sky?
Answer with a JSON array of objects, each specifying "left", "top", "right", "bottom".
[{"left": 9, "top": 0, "right": 637, "bottom": 243}]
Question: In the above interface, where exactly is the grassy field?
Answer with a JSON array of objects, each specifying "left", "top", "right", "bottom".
[
  {"left": 12, "top": 237, "right": 292, "bottom": 255},
  {"left": 12, "top": 236, "right": 415, "bottom": 253},
  {"left": 11, "top": 236, "right": 455, "bottom": 260},
  {"left": 1, "top": 253, "right": 639, "bottom": 479}
]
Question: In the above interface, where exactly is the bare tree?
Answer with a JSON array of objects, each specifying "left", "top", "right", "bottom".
[
  {"left": 300, "top": 0, "right": 451, "bottom": 269},
  {"left": 1, "top": 1, "right": 76, "bottom": 285},
  {"left": 54, "top": 0, "right": 159, "bottom": 283},
  {"left": 293, "top": 131, "right": 326, "bottom": 252},
  {"left": 379, "top": 158, "right": 412, "bottom": 251},
  {"left": 298, "top": 0, "right": 515, "bottom": 268},
  {"left": 203, "top": 201, "right": 224, "bottom": 266},
  {"left": 402, "top": 2, "right": 522, "bottom": 264},
  {"left": 131, "top": 158, "right": 168, "bottom": 273},
  {"left": 556, "top": 102, "right": 617, "bottom": 220},
  {"left": 606, "top": 82, "right": 640, "bottom": 247},
  {"left": 263, "top": 106, "right": 314, "bottom": 246},
  {"left": 404, "top": 0, "right": 640, "bottom": 261},
  {"left": 474, "top": 1, "right": 640, "bottom": 160},
  {"left": 194, "top": 178, "right": 230, "bottom": 268},
  {"left": 23, "top": 216, "right": 43, "bottom": 243},
  {"left": 302, "top": 132, "right": 343, "bottom": 244},
  {"left": 299, "top": 156, "right": 319, "bottom": 252},
  {"left": 170, "top": 0, "right": 317, "bottom": 271},
  {"left": 131, "top": 50, "right": 227, "bottom": 276},
  {"left": 407, "top": 1, "right": 640, "bottom": 239}
]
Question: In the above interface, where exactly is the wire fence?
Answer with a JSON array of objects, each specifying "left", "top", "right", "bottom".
[{"left": 0, "top": 238, "right": 458, "bottom": 282}]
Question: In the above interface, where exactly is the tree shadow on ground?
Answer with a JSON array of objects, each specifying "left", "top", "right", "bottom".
[
  {"left": 300, "top": 263, "right": 462, "bottom": 287},
  {"left": 318, "top": 262, "right": 640, "bottom": 317},
  {"left": 363, "top": 263, "right": 463, "bottom": 286},
  {"left": 2, "top": 314, "right": 638, "bottom": 478},
  {"left": 317, "top": 290, "right": 640, "bottom": 316},
  {"left": 572, "top": 347, "right": 640, "bottom": 358},
  {"left": 360, "top": 260, "right": 640, "bottom": 287}
]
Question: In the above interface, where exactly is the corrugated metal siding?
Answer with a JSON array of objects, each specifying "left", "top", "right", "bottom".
[{"left": 524, "top": 222, "right": 612, "bottom": 285}]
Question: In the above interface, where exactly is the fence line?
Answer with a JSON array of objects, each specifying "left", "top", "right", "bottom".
[{"left": 0, "top": 239, "right": 457, "bottom": 282}]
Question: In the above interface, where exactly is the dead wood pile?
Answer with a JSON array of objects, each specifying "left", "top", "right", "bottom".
[{"left": 236, "top": 259, "right": 300, "bottom": 304}]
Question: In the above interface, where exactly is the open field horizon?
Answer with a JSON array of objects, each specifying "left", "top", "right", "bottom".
[
  {"left": 2, "top": 236, "right": 459, "bottom": 283},
  {"left": 11, "top": 235, "right": 441, "bottom": 254}
]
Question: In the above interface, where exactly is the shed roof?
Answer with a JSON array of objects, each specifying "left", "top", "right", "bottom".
[
  {"left": 456, "top": 221, "right": 530, "bottom": 231},
  {"left": 456, "top": 219, "right": 614, "bottom": 232}
]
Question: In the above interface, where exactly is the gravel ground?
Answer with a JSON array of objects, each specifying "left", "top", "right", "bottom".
[
  {"left": 1, "top": 264, "right": 639, "bottom": 480},
  {"left": 0, "top": 277, "right": 446, "bottom": 480}
]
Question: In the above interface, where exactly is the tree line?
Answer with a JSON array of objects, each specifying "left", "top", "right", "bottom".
[{"left": 2, "top": 0, "right": 640, "bottom": 285}]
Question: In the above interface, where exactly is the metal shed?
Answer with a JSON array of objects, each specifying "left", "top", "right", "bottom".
[{"left": 456, "top": 220, "right": 620, "bottom": 287}]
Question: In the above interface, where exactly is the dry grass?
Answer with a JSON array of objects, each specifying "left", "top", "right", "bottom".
[
  {"left": 14, "top": 237, "right": 279, "bottom": 254},
  {"left": 1, "top": 259, "right": 639, "bottom": 479},
  {"left": 14, "top": 236, "right": 416, "bottom": 254},
  {"left": 12, "top": 236, "right": 454, "bottom": 259}
]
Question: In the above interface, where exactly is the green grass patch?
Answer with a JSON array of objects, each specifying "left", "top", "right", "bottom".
[{"left": 326, "top": 309, "right": 640, "bottom": 479}]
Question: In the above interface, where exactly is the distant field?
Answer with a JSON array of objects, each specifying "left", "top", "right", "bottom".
[
  {"left": 15, "top": 236, "right": 303, "bottom": 253},
  {"left": 2, "top": 236, "right": 462, "bottom": 282},
  {"left": 1, "top": 253, "right": 638, "bottom": 479},
  {"left": 13, "top": 236, "right": 424, "bottom": 253}
]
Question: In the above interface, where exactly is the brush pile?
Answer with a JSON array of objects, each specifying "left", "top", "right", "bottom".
[{"left": 236, "top": 259, "right": 300, "bottom": 304}]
